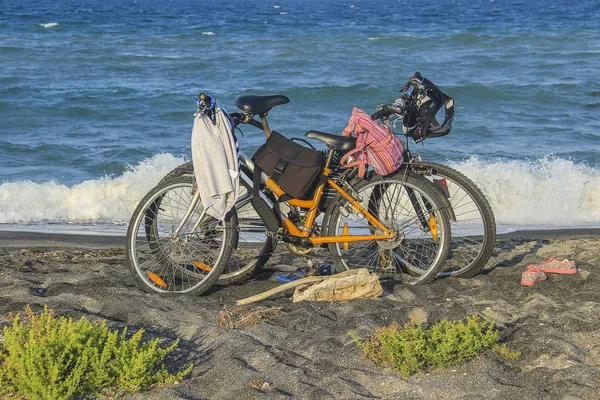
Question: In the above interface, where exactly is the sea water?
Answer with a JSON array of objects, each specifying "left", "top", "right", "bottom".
[{"left": 1, "top": 0, "right": 599, "bottom": 233}]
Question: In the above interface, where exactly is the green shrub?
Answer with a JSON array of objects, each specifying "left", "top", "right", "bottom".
[
  {"left": 351, "top": 314, "right": 517, "bottom": 377},
  {"left": 493, "top": 343, "right": 521, "bottom": 361},
  {"left": 0, "top": 306, "right": 193, "bottom": 400}
]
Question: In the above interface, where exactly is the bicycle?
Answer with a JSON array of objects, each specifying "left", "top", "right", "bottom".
[
  {"left": 152, "top": 74, "right": 496, "bottom": 281},
  {"left": 369, "top": 73, "right": 497, "bottom": 278},
  {"left": 126, "top": 93, "right": 452, "bottom": 294}
]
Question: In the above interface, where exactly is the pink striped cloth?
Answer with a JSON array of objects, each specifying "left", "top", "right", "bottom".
[{"left": 340, "top": 107, "right": 403, "bottom": 178}]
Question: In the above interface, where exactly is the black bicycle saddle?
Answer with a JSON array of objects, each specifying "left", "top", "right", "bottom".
[{"left": 235, "top": 94, "right": 290, "bottom": 115}]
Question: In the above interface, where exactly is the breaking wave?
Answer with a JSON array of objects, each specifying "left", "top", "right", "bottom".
[
  {"left": 450, "top": 156, "right": 600, "bottom": 227},
  {"left": 0, "top": 154, "right": 599, "bottom": 230},
  {"left": 0, "top": 154, "right": 186, "bottom": 224}
]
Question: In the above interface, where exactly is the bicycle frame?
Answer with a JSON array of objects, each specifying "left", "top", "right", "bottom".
[
  {"left": 173, "top": 151, "right": 395, "bottom": 245},
  {"left": 239, "top": 152, "right": 396, "bottom": 245},
  {"left": 173, "top": 105, "right": 447, "bottom": 247}
]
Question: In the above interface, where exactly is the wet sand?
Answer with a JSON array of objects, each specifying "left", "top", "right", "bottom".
[{"left": 1, "top": 230, "right": 599, "bottom": 399}]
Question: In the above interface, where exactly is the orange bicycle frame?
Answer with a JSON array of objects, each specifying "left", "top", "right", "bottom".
[{"left": 263, "top": 167, "right": 395, "bottom": 245}]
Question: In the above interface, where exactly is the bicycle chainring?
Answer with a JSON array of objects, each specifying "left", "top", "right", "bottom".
[
  {"left": 285, "top": 215, "right": 318, "bottom": 256},
  {"left": 285, "top": 242, "right": 314, "bottom": 256}
]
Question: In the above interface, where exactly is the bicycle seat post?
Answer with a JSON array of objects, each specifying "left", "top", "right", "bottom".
[
  {"left": 259, "top": 113, "right": 272, "bottom": 138},
  {"left": 323, "top": 149, "right": 335, "bottom": 170}
]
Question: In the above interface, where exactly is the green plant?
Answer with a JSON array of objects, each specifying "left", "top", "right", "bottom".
[
  {"left": 0, "top": 306, "right": 193, "bottom": 400},
  {"left": 493, "top": 343, "right": 521, "bottom": 361},
  {"left": 351, "top": 314, "right": 517, "bottom": 377}
]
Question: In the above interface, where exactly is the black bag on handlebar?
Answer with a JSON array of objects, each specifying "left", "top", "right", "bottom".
[
  {"left": 252, "top": 131, "right": 323, "bottom": 200},
  {"left": 402, "top": 78, "right": 454, "bottom": 142}
]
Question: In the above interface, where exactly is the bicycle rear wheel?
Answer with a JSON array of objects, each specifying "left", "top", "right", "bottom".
[
  {"left": 223, "top": 186, "right": 277, "bottom": 284},
  {"left": 325, "top": 170, "right": 451, "bottom": 285},
  {"left": 126, "top": 176, "right": 232, "bottom": 294},
  {"left": 412, "top": 162, "right": 496, "bottom": 278}
]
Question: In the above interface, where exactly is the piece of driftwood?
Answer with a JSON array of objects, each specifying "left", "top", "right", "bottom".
[
  {"left": 236, "top": 269, "right": 382, "bottom": 305},
  {"left": 293, "top": 268, "right": 383, "bottom": 302}
]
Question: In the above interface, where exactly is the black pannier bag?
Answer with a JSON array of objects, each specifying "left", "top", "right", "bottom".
[
  {"left": 402, "top": 77, "right": 454, "bottom": 143},
  {"left": 253, "top": 131, "right": 322, "bottom": 200}
]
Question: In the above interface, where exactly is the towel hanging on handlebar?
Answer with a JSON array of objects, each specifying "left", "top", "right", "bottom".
[{"left": 191, "top": 105, "right": 240, "bottom": 220}]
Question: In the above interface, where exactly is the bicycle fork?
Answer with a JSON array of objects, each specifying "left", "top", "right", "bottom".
[{"left": 171, "top": 190, "right": 207, "bottom": 240}]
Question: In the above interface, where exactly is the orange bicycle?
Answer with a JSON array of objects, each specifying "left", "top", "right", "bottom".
[{"left": 126, "top": 93, "right": 451, "bottom": 295}]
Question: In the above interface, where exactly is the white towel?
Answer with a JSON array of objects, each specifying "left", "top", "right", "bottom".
[{"left": 191, "top": 107, "right": 239, "bottom": 220}]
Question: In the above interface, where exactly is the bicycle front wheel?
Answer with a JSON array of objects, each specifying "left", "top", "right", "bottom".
[
  {"left": 126, "top": 176, "right": 233, "bottom": 294},
  {"left": 325, "top": 171, "right": 451, "bottom": 285},
  {"left": 155, "top": 162, "right": 276, "bottom": 284},
  {"left": 412, "top": 162, "right": 496, "bottom": 278}
]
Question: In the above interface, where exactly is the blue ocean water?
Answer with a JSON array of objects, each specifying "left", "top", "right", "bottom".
[{"left": 1, "top": 0, "right": 599, "bottom": 231}]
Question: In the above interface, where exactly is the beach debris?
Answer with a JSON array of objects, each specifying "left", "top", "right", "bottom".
[
  {"left": 236, "top": 269, "right": 382, "bottom": 305},
  {"left": 409, "top": 308, "right": 429, "bottom": 324},
  {"left": 218, "top": 306, "right": 282, "bottom": 329},
  {"left": 579, "top": 269, "right": 591, "bottom": 280},
  {"left": 8, "top": 264, "right": 33, "bottom": 271},
  {"left": 247, "top": 379, "right": 271, "bottom": 391},
  {"left": 292, "top": 268, "right": 382, "bottom": 303}
]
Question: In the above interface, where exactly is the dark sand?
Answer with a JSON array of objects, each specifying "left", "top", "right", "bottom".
[{"left": 1, "top": 230, "right": 599, "bottom": 399}]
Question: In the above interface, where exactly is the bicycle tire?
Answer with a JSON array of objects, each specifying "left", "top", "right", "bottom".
[
  {"left": 325, "top": 169, "right": 451, "bottom": 285},
  {"left": 154, "top": 164, "right": 277, "bottom": 283},
  {"left": 126, "top": 176, "right": 231, "bottom": 295},
  {"left": 411, "top": 162, "right": 496, "bottom": 278},
  {"left": 159, "top": 161, "right": 194, "bottom": 184}
]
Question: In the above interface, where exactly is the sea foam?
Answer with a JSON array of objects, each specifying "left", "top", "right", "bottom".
[
  {"left": 450, "top": 156, "right": 600, "bottom": 227},
  {"left": 0, "top": 154, "right": 186, "bottom": 224},
  {"left": 0, "top": 154, "right": 599, "bottom": 229},
  {"left": 39, "top": 23, "right": 58, "bottom": 28}
]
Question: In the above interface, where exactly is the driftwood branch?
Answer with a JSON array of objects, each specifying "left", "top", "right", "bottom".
[{"left": 236, "top": 269, "right": 380, "bottom": 305}]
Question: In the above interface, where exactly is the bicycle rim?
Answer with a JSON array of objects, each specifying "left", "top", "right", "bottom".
[
  {"left": 128, "top": 179, "right": 228, "bottom": 293},
  {"left": 328, "top": 174, "right": 450, "bottom": 285},
  {"left": 414, "top": 163, "right": 496, "bottom": 277}
]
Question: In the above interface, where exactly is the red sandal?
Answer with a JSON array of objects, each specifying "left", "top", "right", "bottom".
[
  {"left": 527, "top": 257, "right": 577, "bottom": 275},
  {"left": 521, "top": 269, "right": 548, "bottom": 287}
]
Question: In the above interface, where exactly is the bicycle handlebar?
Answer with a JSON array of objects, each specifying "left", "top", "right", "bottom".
[
  {"left": 370, "top": 97, "right": 410, "bottom": 120},
  {"left": 370, "top": 104, "right": 394, "bottom": 120},
  {"left": 370, "top": 73, "right": 423, "bottom": 120}
]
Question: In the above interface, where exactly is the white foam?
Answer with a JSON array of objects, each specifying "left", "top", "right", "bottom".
[
  {"left": 202, "top": 31, "right": 215, "bottom": 35},
  {"left": 1, "top": 154, "right": 599, "bottom": 230},
  {"left": 39, "top": 23, "right": 58, "bottom": 28},
  {"left": 279, "top": 12, "right": 288, "bottom": 15},
  {"left": 449, "top": 156, "right": 600, "bottom": 227},
  {"left": 0, "top": 154, "right": 187, "bottom": 224}
]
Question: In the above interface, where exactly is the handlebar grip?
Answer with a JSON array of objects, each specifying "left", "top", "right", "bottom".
[
  {"left": 198, "top": 92, "right": 215, "bottom": 110},
  {"left": 371, "top": 105, "right": 392, "bottom": 120},
  {"left": 199, "top": 92, "right": 209, "bottom": 105}
]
